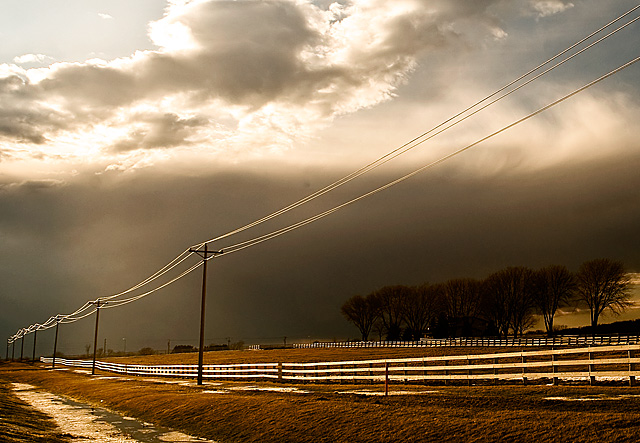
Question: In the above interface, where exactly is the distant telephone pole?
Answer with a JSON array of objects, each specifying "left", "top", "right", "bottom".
[
  {"left": 20, "top": 333, "right": 24, "bottom": 361},
  {"left": 91, "top": 300, "right": 105, "bottom": 375},
  {"left": 52, "top": 319, "right": 60, "bottom": 368},
  {"left": 189, "top": 244, "right": 223, "bottom": 385},
  {"left": 32, "top": 328, "right": 38, "bottom": 364}
]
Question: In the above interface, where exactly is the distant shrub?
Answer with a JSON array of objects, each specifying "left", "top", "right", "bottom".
[
  {"left": 138, "top": 347, "right": 156, "bottom": 355},
  {"left": 171, "top": 345, "right": 196, "bottom": 354}
]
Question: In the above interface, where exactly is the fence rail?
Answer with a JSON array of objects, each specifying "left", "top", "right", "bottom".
[
  {"left": 292, "top": 335, "right": 640, "bottom": 349},
  {"left": 42, "top": 344, "right": 640, "bottom": 386}
]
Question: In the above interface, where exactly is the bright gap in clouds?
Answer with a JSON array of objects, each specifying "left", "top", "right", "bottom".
[{"left": 0, "top": 0, "right": 638, "bottom": 179}]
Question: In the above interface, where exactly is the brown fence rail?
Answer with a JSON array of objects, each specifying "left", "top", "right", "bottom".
[{"left": 42, "top": 344, "right": 640, "bottom": 386}]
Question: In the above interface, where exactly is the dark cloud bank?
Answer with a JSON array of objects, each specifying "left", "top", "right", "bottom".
[{"left": 1, "top": 150, "right": 639, "bottom": 353}]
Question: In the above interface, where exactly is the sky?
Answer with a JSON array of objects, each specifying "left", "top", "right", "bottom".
[{"left": 1, "top": 0, "right": 640, "bottom": 356}]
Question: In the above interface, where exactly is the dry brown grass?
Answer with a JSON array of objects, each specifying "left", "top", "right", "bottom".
[
  {"left": 4, "top": 355, "right": 640, "bottom": 443},
  {"left": 102, "top": 346, "right": 528, "bottom": 365}
]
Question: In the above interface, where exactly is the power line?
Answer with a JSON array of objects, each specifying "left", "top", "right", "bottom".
[
  {"left": 212, "top": 55, "right": 640, "bottom": 255},
  {"left": 192, "top": 4, "right": 640, "bottom": 250}
]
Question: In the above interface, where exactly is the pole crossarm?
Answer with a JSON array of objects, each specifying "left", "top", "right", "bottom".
[{"left": 189, "top": 247, "right": 224, "bottom": 260}]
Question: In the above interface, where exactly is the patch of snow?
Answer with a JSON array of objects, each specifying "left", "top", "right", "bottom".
[
  {"left": 228, "top": 385, "right": 310, "bottom": 393},
  {"left": 336, "top": 389, "right": 439, "bottom": 396},
  {"left": 11, "top": 383, "right": 216, "bottom": 442}
]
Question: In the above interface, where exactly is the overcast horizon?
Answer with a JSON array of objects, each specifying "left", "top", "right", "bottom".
[{"left": 2, "top": 0, "right": 640, "bottom": 355}]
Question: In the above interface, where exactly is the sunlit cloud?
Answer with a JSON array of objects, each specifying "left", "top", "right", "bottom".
[
  {"left": 529, "top": 0, "right": 575, "bottom": 18},
  {"left": 0, "top": 0, "right": 514, "bottom": 173},
  {"left": 12, "top": 54, "right": 57, "bottom": 66}
]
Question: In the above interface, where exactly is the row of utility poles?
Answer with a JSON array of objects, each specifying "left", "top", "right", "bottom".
[{"left": 6, "top": 245, "right": 223, "bottom": 386}]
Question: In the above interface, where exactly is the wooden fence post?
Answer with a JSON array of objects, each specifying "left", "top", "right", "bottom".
[
  {"left": 588, "top": 350, "right": 595, "bottom": 386},
  {"left": 552, "top": 352, "right": 558, "bottom": 386},
  {"left": 493, "top": 357, "right": 498, "bottom": 385},
  {"left": 444, "top": 359, "right": 449, "bottom": 386},
  {"left": 278, "top": 362, "right": 283, "bottom": 382},
  {"left": 385, "top": 362, "right": 389, "bottom": 396},
  {"left": 629, "top": 350, "right": 636, "bottom": 387},
  {"left": 522, "top": 352, "right": 527, "bottom": 386},
  {"left": 467, "top": 357, "right": 471, "bottom": 387}
]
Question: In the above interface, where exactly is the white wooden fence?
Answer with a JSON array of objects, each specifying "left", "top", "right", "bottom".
[
  {"left": 293, "top": 335, "right": 640, "bottom": 349},
  {"left": 42, "top": 344, "right": 640, "bottom": 386}
]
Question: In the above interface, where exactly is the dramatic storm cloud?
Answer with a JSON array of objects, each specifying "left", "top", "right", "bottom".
[
  {"left": 1, "top": 0, "right": 639, "bottom": 352},
  {"left": 0, "top": 0, "right": 513, "bottom": 167}
]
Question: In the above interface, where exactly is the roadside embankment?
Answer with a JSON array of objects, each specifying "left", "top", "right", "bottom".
[{"left": 4, "top": 357, "right": 640, "bottom": 443}]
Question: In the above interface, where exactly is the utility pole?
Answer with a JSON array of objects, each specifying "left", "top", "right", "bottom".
[
  {"left": 20, "top": 333, "right": 24, "bottom": 361},
  {"left": 32, "top": 328, "right": 38, "bottom": 364},
  {"left": 11, "top": 340, "right": 15, "bottom": 361},
  {"left": 188, "top": 244, "right": 223, "bottom": 385},
  {"left": 167, "top": 339, "right": 171, "bottom": 355},
  {"left": 104, "top": 338, "right": 107, "bottom": 357},
  {"left": 52, "top": 318, "right": 60, "bottom": 369},
  {"left": 91, "top": 300, "right": 105, "bottom": 375},
  {"left": 5, "top": 339, "right": 8, "bottom": 361}
]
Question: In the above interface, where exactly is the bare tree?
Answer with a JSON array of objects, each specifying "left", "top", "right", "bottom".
[
  {"left": 482, "top": 267, "right": 536, "bottom": 337},
  {"left": 532, "top": 265, "right": 576, "bottom": 336},
  {"left": 442, "top": 278, "right": 483, "bottom": 320},
  {"left": 371, "top": 285, "right": 407, "bottom": 340},
  {"left": 401, "top": 284, "right": 441, "bottom": 340},
  {"left": 576, "top": 258, "right": 631, "bottom": 329},
  {"left": 341, "top": 294, "right": 379, "bottom": 341}
]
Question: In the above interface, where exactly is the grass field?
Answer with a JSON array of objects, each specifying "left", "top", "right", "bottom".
[
  {"left": 4, "top": 348, "right": 640, "bottom": 442},
  {"left": 100, "top": 346, "right": 527, "bottom": 365}
]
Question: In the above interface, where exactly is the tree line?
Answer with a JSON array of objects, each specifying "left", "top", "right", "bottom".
[{"left": 341, "top": 258, "right": 632, "bottom": 341}]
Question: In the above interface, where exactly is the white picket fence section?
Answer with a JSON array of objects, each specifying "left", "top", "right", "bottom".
[
  {"left": 41, "top": 357, "right": 280, "bottom": 379},
  {"left": 293, "top": 335, "right": 640, "bottom": 349},
  {"left": 42, "top": 344, "right": 640, "bottom": 386}
]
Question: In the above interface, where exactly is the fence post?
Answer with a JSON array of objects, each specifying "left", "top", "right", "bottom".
[
  {"left": 588, "top": 349, "right": 595, "bottom": 386},
  {"left": 384, "top": 362, "right": 389, "bottom": 396},
  {"left": 522, "top": 351, "right": 527, "bottom": 386},
  {"left": 467, "top": 357, "right": 471, "bottom": 387},
  {"left": 278, "top": 362, "right": 283, "bottom": 382},
  {"left": 493, "top": 357, "right": 498, "bottom": 385},
  {"left": 444, "top": 359, "right": 448, "bottom": 386},
  {"left": 629, "top": 350, "right": 636, "bottom": 387},
  {"left": 552, "top": 352, "right": 558, "bottom": 386},
  {"left": 422, "top": 357, "right": 427, "bottom": 384}
]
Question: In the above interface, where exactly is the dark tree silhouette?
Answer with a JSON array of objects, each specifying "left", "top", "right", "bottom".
[
  {"left": 576, "top": 258, "right": 631, "bottom": 329},
  {"left": 401, "top": 284, "right": 441, "bottom": 340},
  {"left": 341, "top": 294, "right": 379, "bottom": 341},
  {"left": 371, "top": 285, "right": 408, "bottom": 340},
  {"left": 532, "top": 265, "right": 576, "bottom": 336},
  {"left": 442, "top": 278, "right": 483, "bottom": 320},
  {"left": 482, "top": 267, "right": 536, "bottom": 337}
]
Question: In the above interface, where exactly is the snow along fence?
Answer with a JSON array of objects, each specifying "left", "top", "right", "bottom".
[{"left": 42, "top": 344, "right": 640, "bottom": 386}]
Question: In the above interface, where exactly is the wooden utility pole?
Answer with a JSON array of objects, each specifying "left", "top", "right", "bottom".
[
  {"left": 32, "top": 328, "right": 38, "bottom": 364},
  {"left": 52, "top": 319, "right": 60, "bottom": 368},
  {"left": 91, "top": 300, "right": 104, "bottom": 375},
  {"left": 188, "top": 244, "right": 223, "bottom": 385},
  {"left": 20, "top": 333, "right": 24, "bottom": 361}
]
